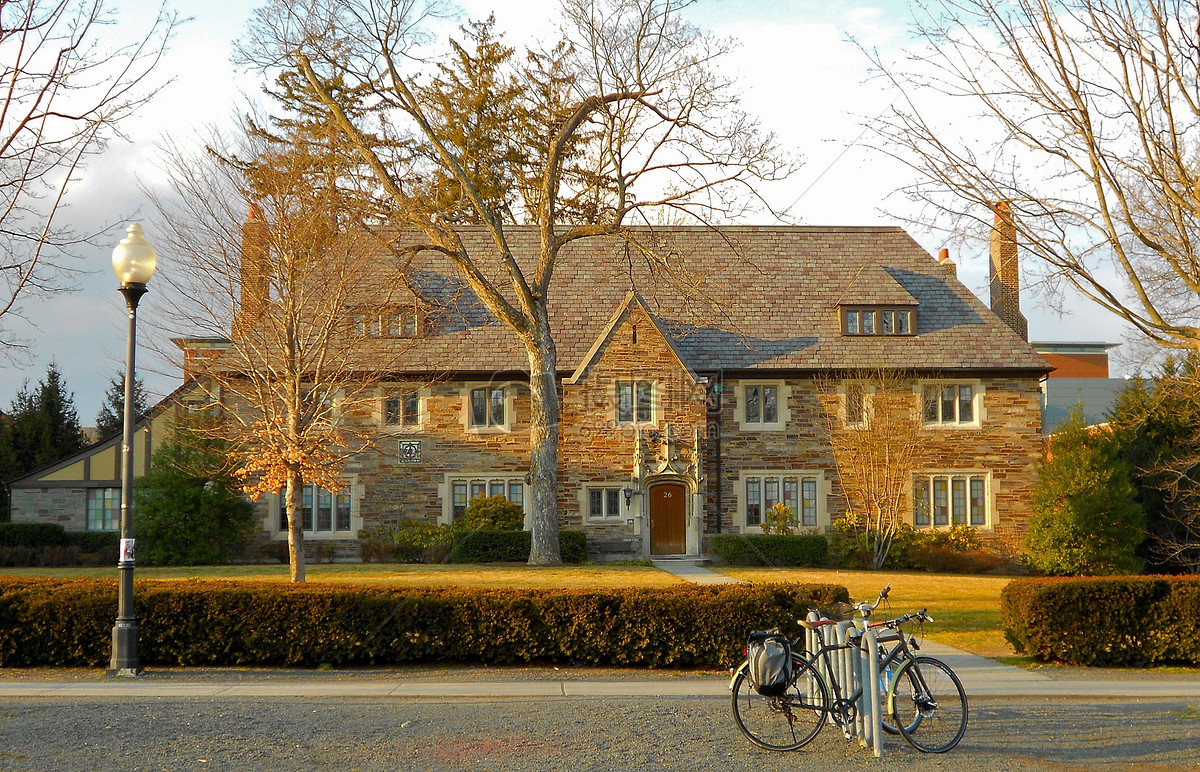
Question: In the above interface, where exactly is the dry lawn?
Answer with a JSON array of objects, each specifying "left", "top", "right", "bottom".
[{"left": 716, "top": 566, "right": 1015, "bottom": 657}]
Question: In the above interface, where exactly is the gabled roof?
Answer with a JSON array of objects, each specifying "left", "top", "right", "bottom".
[
  {"left": 835, "top": 263, "right": 919, "bottom": 307},
  {"left": 227, "top": 225, "right": 1051, "bottom": 376},
  {"left": 566, "top": 291, "right": 703, "bottom": 385}
]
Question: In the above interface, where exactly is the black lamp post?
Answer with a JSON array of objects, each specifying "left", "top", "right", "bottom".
[{"left": 108, "top": 223, "right": 156, "bottom": 676}]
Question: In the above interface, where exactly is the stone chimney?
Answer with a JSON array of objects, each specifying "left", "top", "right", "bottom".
[
  {"left": 232, "top": 203, "right": 269, "bottom": 338},
  {"left": 937, "top": 247, "right": 956, "bottom": 277},
  {"left": 989, "top": 202, "right": 1028, "bottom": 341}
]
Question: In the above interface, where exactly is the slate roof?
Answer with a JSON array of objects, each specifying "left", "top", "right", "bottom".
[{"left": 267, "top": 225, "right": 1051, "bottom": 376}]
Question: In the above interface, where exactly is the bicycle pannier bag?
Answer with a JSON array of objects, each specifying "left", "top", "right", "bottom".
[{"left": 746, "top": 629, "right": 793, "bottom": 696}]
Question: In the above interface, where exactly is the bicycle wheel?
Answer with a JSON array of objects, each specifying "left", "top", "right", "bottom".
[
  {"left": 889, "top": 656, "right": 968, "bottom": 753},
  {"left": 731, "top": 657, "right": 830, "bottom": 751}
]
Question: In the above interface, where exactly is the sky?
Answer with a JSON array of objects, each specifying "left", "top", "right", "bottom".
[{"left": 1, "top": 0, "right": 1134, "bottom": 425}]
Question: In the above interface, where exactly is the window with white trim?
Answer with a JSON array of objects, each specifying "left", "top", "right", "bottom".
[
  {"left": 465, "top": 384, "right": 511, "bottom": 431},
  {"left": 844, "top": 382, "right": 868, "bottom": 427},
  {"left": 921, "top": 382, "right": 981, "bottom": 426},
  {"left": 87, "top": 488, "right": 120, "bottom": 531},
  {"left": 276, "top": 483, "right": 354, "bottom": 534},
  {"left": 741, "top": 472, "right": 822, "bottom": 530},
  {"left": 735, "top": 381, "right": 790, "bottom": 431},
  {"left": 615, "top": 381, "right": 653, "bottom": 424},
  {"left": 586, "top": 486, "right": 624, "bottom": 521},
  {"left": 448, "top": 475, "right": 526, "bottom": 521},
  {"left": 913, "top": 473, "right": 989, "bottom": 528},
  {"left": 843, "top": 308, "right": 915, "bottom": 336},
  {"left": 383, "top": 388, "right": 420, "bottom": 428}
]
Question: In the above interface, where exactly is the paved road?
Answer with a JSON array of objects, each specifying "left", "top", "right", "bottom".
[{"left": 1, "top": 692, "right": 1198, "bottom": 771}]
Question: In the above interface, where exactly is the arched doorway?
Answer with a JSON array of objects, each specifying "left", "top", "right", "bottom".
[{"left": 649, "top": 482, "right": 687, "bottom": 555}]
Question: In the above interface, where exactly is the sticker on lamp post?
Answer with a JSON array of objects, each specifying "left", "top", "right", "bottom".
[
  {"left": 399, "top": 440, "right": 422, "bottom": 464},
  {"left": 120, "top": 539, "right": 136, "bottom": 563}
]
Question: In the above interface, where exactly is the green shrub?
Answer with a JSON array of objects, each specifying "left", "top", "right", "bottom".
[
  {"left": 1001, "top": 576, "right": 1200, "bottom": 666},
  {"left": 449, "top": 530, "right": 587, "bottom": 564},
  {"left": 361, "top": 521, "right": 448, "bottom": 563},
  {"left": 66, "top": 531, "right": 121, "bottom": 555},
  {"left": 709, "top": 534, "right": 828, "bottom": 567},
  {"left": 760, "top": 503, "right": 796, "bottom": 535},
  {"left": 0, "top": 522, "right": 71, "bottom": 548},
  {"left": 456, "top": 495, "right": 524, "bottom": 531},
  {"left": 0, "top": 576, "right": 848, "bottom": 668}
]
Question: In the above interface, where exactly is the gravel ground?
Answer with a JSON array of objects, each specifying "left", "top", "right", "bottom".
[{"left": 0, "top": 695, "right": 1197, "bottom": 771}]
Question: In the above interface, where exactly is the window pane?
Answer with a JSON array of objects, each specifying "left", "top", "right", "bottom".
[
  {"left": 490, "top": 388, "right": 505, "bottom": 426},
  {"left": 847, "top": 384, "right": 864, "bottom": 425},
  {"left": 616, "top": 383, "right": 633, "bottom": 423},
  {"left": 845, "top": 310, "right": 859, "bottom": 335},
  {"left": 403, "top": 392, "right": 419, "bottom": 425},
  {"left": 353, "top": 313, "right": 367, "bottom": 336},
  {"left": 958, "top": 385, "right": 974, "bottom": 423},
  {"left": 764, "top": 478, "right": 779, "bottom": 511},
  {"left": 933, "top": 477, "right": 949, "bottom": 527},
  {"left": 317, "top": 488, "right": 332, "bottom": 531},
  {"left": 897, "top": 310, "right": 911, "bottom": 335},
  {"left": 802, "top": 478, "right": 817, "bottom": 527},
  {"left": 763, "top": 386, "right": 778, "bottom": 423},
  {"left": 387, "top": 312, "right": 402, "bottom": 337},
  {"left": 637, "top": 382, "right": 652, "bottom": 422},
  {"left": 404, "top": 314, "right": 418, "bottom": 337},
  {"left": 470, "top": 480, "right": 487, "bottom": 500},
  {"left": 881, "top": 310, "right": 894, "bottom": 334},
  {"left": 302, "top": 486, "right": 314, "bottom": 531},
  {"left": 471, "top": 388, "right": 487, "bottom": 426},
  {"left": 970, "top": 477, "right": 986, "bottom": 526},
  {"left": 951, "top": 477, "right": 967, "bottom": 525},
  {"left": 384, "top": 394, "right": 402, "bottom": 425},
  {"left": 607, "top": 488, "right": 621, "bottom": 517},
  {"left": 862, "top": 311, "right": 875, "bottom": 334},
  {"left": 278, "top": 489, "right": 288, "bottom": 531},
  {"left": 335, "top": 492, "right": 351, "bottom": 531},
  {"left": 369, "top": 316, "right": 382, "bottom": 337},
  {"left": 782, "top": 478, "right": 798, "bottom": 510},
  {"left": 508, "top": 481, "right": 523, "bottom": 506},
  {"left": 913, "top": 477, "right": 931, "bottom": 527},
  {"left": 589, "top": 489, "right": 603, "bottom": 518},
  {"left": 452, "top": 482, "right": 468, "bottom": 519},
  {"left": 746, "top": 386, "right": 761, "bottom": 423},
  {"left": 489, "top": 480, "right": 505, "bottom": 498},
  {"left": 923, "top": 386, "right": 938, "bottom": 423},
  {"left": 746, "top": 477, "right": 761, "bottom": 526}
]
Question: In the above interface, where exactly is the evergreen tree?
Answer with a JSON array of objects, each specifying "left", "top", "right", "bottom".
[
  {"left": 1027, "top": 408, "right": 1145, "bottom": 575},
  {"left": 94, "top": 371, "right": 149, "bottom": 439}
]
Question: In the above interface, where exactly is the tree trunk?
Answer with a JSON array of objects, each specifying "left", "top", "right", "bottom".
[
  {"left": 525, "top": 308, "right": 562, "bottom": 566},
  {"left": 285, "top": 465, "right": 306, "bottom": 582}
]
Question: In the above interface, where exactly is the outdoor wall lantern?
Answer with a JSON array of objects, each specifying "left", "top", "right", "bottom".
[
  {"left": 623, "top": 485, "right": 642, "bottom": 510},
  {"left": 109, "top": 223, "right": 157, "bottom": 676}
]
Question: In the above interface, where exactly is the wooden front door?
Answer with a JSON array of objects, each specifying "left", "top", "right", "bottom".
[{"left": 650, "top": 483, "right": 687, "bottom": 555}]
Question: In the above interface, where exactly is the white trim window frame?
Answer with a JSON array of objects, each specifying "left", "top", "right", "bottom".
[
  {"left": 614, "top": 380, "right": 656, "bottom": 425},
  {"left": 837, "top": 381, "right": 873, "bottom": 428},
  {"left": 734, "top": 380, "right": 790, "bottom": 432},
  {"left": 912, "top": 472, "right": 991, "bottom": 529},
  {"left": 380, "top": 385, "right": 426, "bottom": 433},
  {"left": 442, "top": 473, "right": 528, "bottom": 525},
  {"left": 582, "top": 484, "right": 625, "bottom": 522},
  {"left": 736, "top": 470, "right": 824, "bottom": 533},
  {"left": 271, "top": 477, "right": 361, "bottom": 540},
  {"left": 919, "top": 380, "right": 983, "bottom": 429},
  {"left": 86, "top": 487, "right": 120, "bottom": 531},
  {"left": 463, "top": 382, "right": 514, "bottom": 433}
]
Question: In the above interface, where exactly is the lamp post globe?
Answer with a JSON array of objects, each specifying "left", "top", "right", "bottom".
[{"left": 109, "top": 222, "right": 156, "bottom": 676}]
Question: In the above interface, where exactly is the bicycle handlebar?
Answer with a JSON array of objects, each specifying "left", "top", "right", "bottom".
[{"left": 852, "top": 584, "right": 892, "bottom": 618}]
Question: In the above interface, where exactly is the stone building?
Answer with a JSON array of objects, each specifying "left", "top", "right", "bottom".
[{"left": 9, "top": 216, "right": 1050, "bottom": 560}]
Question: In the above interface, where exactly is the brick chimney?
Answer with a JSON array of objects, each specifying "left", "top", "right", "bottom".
[
  {"left": 232, "top": 203, "right": 269, "bottom": 338},
  {"left": 989, "top": 202, "right": 1028, "bottom": 341},
  {"left": 937, "top": 247, "right": 956, "bottom": 277}
]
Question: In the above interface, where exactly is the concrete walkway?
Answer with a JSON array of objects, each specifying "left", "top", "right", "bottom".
[{"left": 650, "top": 559, "right": 741, "bottom": 585}]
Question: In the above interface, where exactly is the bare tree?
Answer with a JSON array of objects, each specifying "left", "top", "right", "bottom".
[
  {"left": 821, "top": 370, "right": 925, "bottom": 570},
  {"left": 0, "top": 0, "right": 176, "bottom": 356},
  {"left": 149, "top": 126, "right": 412, "bottom": 582},
  {"left": 867, "top": 0, "right": 1200, "bottom": 353},
  {"left": 239, "top": 0, "right": 792, "bottom": 564}
]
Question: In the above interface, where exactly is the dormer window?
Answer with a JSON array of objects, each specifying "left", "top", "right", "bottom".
[
  {"left": 353, "top": 305, "right": 425, "bottom": 338},
  {"left": 843, "top": 307, "right": 914, "bottom": 336}
]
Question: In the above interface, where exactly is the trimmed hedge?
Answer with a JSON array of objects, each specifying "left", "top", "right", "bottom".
[
  {"left": 0, "top": 577, "right": 848, "bottom": 668},
  {"left": 709, "top": 534, "right": 828, "bottom": 567},
  {"left": 1001, "top": 576, "right": 1200, "bottom": 666},
  {"left": 0, "top": 523, "right": 71, "bottom": 548},
  {"left": 448, "top": 530, "right": 586, "bottom": 564}
]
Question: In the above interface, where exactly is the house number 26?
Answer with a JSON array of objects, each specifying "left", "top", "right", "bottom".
[{"left": 662, "top": 491, "right": 672, "bottom": 498}]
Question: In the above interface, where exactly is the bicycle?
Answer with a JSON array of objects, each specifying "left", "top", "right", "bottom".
[{"left": 729, "top": 587, "right": 968, "bottom": 754}]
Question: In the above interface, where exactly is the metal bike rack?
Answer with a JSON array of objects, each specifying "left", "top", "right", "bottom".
[{"left": 805, "top": 611, "right": 884, "bottom": 758}]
